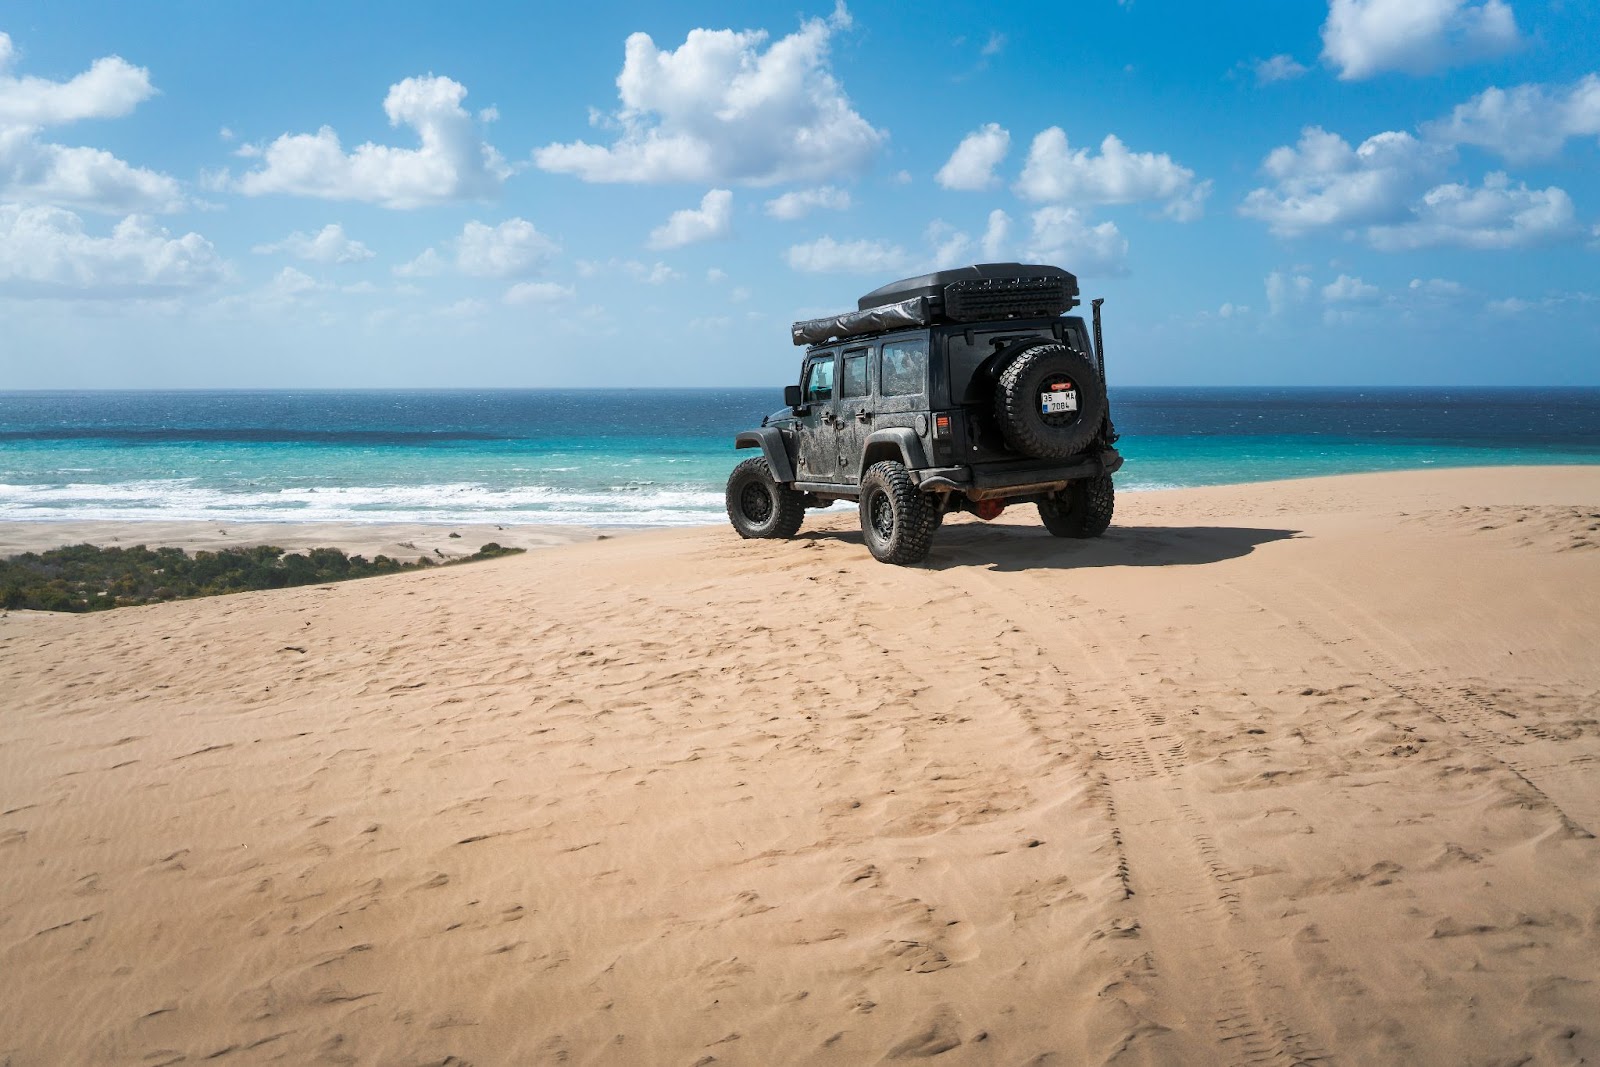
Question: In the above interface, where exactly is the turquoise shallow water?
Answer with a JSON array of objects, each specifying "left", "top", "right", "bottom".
[
  {"left": 1109, "top": 434, "right": 1600, "bottom": 491},
  {"left": 2, "top": 388, "right": 1597, "bottom": 526}
]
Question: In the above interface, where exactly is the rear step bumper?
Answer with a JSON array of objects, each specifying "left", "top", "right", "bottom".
[{"left": 915, "top": 449, "right": 1123, "bottom": 500}]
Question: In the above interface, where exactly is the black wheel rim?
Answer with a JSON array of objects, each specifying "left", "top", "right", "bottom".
[
  {"left": 740, "top": 481, "right": 773, "bottom": 524},
  {"left": 1038, "top": 373, "right": 1080, "bottom": 429},
  {"left": 870, "top": 490, "right": 895, "bottom": 540}
]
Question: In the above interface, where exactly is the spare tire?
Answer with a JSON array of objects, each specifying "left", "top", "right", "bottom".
[{"left": 993, "top": 344, "right": 1107, "bottom": 459}]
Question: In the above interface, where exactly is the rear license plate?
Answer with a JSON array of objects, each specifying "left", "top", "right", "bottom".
[{"left": 1041, "top": 390, "right": 1077, "bottom": 414}]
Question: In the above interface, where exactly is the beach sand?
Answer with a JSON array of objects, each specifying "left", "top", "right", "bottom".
[{"left": 2, "top": 466, "right": 1597, "bottom": 1065}]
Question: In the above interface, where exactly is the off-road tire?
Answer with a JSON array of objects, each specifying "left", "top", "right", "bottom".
[
  {"left": 726, "top": 457, "right": 805, "bottom": 539},
  {"left": 859, "top": 461, "right": 936, "bottom": 565},
  {"left": 994, "top": 344, "right": 1107, "bottom": 460},
  {"left": 1039, "top": 474, "right": 1115, "bottom": 538}
]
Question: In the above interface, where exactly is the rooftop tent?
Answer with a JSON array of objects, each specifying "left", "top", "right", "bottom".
[
  {"left": 856, "top": 263, "right": 1078, "bottom": 314},
  {"left": 791, "top": 263, "right": 1080, "bottom": 346}
]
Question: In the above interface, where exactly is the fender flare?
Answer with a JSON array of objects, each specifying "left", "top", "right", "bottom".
[
  {"left": 860, "top": 427, "right": 929, "bottom": 474},
  {"left": 735, "top": 428, "right": 796, "bottom": 484}
]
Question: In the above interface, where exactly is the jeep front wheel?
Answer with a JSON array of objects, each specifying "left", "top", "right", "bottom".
[
  {"left": 726, "top": 457, "right": 805, "bottom": 539},
  {"left": 858, "top": 461, "right": 937, "bottom": 565},
  {"left": 1039, "top": 474, "right": 1115, "bottom": 538}
]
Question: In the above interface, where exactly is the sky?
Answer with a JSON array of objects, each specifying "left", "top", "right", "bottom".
[{"left": 0, "top": 0, "right": 1596, "bottom": 389}]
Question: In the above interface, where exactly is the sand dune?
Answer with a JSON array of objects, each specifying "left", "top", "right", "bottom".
[{"left": 2, "top": 466, "right": 1597, "bottom": 1065}]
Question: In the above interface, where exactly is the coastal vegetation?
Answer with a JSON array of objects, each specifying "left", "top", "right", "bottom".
[{"left": 0, "top": 542, "right": 523, "bottom": 613}]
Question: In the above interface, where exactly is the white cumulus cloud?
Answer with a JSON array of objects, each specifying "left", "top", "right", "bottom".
[
  {"left": 455, "top": 218, "right": 559, "bottom": 277},
  {"left": 252, "top": 223, "right": 373, "bottom": 264},
  {"left": 648, "top": 188, "right": 733, "bottom": 249},
  {"left": 0, "top": 33, "right": 183, "bottom": 213},
  {"left": 1366, "top": 172, "right": 1578, "bottom": 250},
  {"left": 533, "top": 6, "right": 882, "bottom": 186},
  {"left": 936, "top": 123, "right": 1010, "bottom": 190},
  {"left": 1023, "top": 206, "right": 1129, "bottom": 276},
  {"left": 636, "top": 261, "right": 680, "bottom": 284},
  {"left": 925, "top": 219, "right": 973, "bottom": 267},
  {"left": 1320, "top": 0, "right": 1520, "bottom": 80},
  {"left": 1427, "top": 73, "right": 1600, "bottom": 163},
  {"left": 0, "top": 32, "right": 155, "bottom": 125},
  {"left": 0, "top": 203, "right": 224, "bottom": 298},
  {"left": 763, "top": 185, "right": 850, "bottom": 220},
  {"left": 1244, "top": 124, "right": 1579, "bottom": 252},
  {"left": 785, "top": 236, "right": 911, "bottom": 274},
  {"left": 397, "top": 218, "right": 559, "bottom": 279},
  {"left": 504, "top": 281, "right": 576, "bottom": 304},
  {"left": 235, "top": 75, "right": 509, "bottom": 208},
  {"left": 981, "top": 209, "right": 1009, "bottom": 260},
  {"left": 1322, "top": 274, "right": 1380, "bottom": 302},
  {"left": 1016, "top": 129, "right": 1209, "bottom": 221},
  {"left": 394, "top": 247, "right": 444, "bottom": 278},
  {"left": 1240, "top": 126, "right": 1450, "bottom": 235},
  {"left": 1266, "top": 271, "right": 1314, "bottom": 315},
  {"left": 1487, "top": 296, "right": 1530, "bottom": 315},
  {"left": 1254, "top": 54, "right": 1309, "bottom": 84},
  {"left": 265, "top": 266, "right": 322, "bottom": 299},
  {"left": 0, "top": 127, "right": 185, "bottom": 213},
  {"left": 1409, "top": 277, "right": 1467, "bottom": 299}
]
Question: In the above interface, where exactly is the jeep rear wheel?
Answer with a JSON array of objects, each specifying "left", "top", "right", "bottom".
[
  {"left": 859, "top": 461, "right": 936, "bottom": 565},
  {"left": 726, "top": 457, "right": 805, "bottom": 539},
  {"left": 994, "top": 344, "right": 1107, "bottom": 460},
  {"left": 1039, "top": 474, "right": 1115, "bottom": 538}
]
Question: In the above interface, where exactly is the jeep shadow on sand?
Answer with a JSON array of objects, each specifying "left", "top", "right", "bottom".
[{"left": 727, "top": 263, "right": 1123, "bottom": 565}]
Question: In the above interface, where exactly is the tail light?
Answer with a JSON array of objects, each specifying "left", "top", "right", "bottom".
[{"left": 932, "top": 411, "right": 955, "bottom": 464}]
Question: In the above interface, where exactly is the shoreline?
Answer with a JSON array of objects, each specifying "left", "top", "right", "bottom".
[{"left": 3, "top": 463, "right": 1597, "bottom": 558}]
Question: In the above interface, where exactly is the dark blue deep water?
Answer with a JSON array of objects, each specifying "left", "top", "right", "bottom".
[{"left": 2, "top": 388, "right": 1598, "bottom": 525}]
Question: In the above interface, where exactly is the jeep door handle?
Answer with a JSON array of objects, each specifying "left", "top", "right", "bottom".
[{"left": 855, "top": 409, "right": 870, "bottom": 423}]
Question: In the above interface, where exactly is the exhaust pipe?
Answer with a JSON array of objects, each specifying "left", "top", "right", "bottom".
[
  {"left": 1091, "top": 297, "right": 1106, "bottom": 380},
  {"left": 1091, "top": 298, "right": 1119, "bottom": 445}
]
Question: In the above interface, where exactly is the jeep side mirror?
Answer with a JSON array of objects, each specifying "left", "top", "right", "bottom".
[{"left": 784, "top": 384, "right": 803, "bottom": 408}]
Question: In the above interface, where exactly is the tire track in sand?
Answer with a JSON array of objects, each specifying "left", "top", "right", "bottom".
[
  {"left": 930, "top": 560, "right": 1327, "bottom": 1066},
  {"left": 1226, "top": 567, "right": 1597, "bottom": 841}
]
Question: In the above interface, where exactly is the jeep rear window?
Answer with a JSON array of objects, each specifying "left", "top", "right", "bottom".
[
  {"left": 946, "top": 328, "right": 1060, "bottom": 405},
  {"left": 881, "top": 339, "right": 927, "bottom": 397},
  {"left": 804, "top": 355, "right": 835, "bottom": 403},
  {"left": 841, "top": 351, "right": 869, "bottom": 398}
]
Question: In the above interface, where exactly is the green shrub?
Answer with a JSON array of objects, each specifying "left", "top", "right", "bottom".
[{"left": 0, "top": 541, "right": 525, "bottom": 613}]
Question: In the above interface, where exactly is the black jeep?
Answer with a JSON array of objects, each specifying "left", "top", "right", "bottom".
[{"left": 727, "top": 263, "right": 1123, "bottom": 565}]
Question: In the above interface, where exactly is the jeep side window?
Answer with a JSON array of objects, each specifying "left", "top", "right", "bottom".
[
  {"left": 841, "top": 350, "right": 869, "bottom": 399},
  {"left": 804, "top": 354, "right": 835, "bottom": 403},
  {"left": 881, "top": 339, "right": 927, "bottom": 397}
]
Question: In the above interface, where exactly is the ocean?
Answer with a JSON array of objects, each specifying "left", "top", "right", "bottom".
[{"left": 3, "top": 388, "right": 1598, "bottom": 527}]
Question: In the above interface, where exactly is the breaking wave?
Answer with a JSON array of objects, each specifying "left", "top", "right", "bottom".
[{"left": 0, "top": 479, "right": 729, "bottom": 527}]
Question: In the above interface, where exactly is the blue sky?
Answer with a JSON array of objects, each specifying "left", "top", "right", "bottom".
[{"left": 0, "top": 0, "right": 1595, "bottom": 388}]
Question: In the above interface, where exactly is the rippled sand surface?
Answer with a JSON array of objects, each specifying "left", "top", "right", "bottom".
[{"left": 3, "top": 467, "right": 1597, "bottom": 1065}]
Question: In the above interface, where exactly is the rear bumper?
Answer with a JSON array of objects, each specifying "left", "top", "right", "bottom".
[{"left": 915, "top": 449, "right": 1123, "bottom": 500}]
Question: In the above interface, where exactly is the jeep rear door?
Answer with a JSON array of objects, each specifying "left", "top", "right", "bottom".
[{"left": 835, "top": 346, "right": 872, "bottom": 482}]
